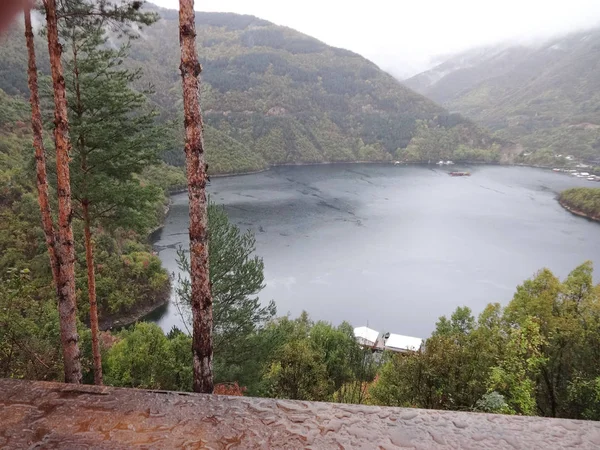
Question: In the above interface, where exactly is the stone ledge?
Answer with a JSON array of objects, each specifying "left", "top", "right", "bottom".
[{"left": 1, "top": 379, "right": 599, "bottom": 449}]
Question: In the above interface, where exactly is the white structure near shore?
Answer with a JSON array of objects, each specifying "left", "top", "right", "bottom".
[
  {"left": 353, "top": 326, "right": 423, "bottom": 353},
  {"left": 384, "top": 333, "right": 423, "bottom": 353},
  {"left": 353, "top": 326, "right": 380, "bottom": 347}
]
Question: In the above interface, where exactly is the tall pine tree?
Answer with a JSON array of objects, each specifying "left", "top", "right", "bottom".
[
  {"left": 178, "top": 0, "right": 214, "bottom": 393},
  {"left": 45, "top": 0, "right": 83, "bottom": 384},
  {"left": 24, "top": 4, "right": 59, "bottom": 287},
  {"left": 58, "top": 0, "right": 161, "bottom": 385}
]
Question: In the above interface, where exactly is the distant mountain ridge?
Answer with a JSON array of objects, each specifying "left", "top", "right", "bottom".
[
  {"left": 0, "top": 3, "right": 505, "bottom": 174},
  {"left": 404, "top": 28, "right": 600, "bottom": 163}
]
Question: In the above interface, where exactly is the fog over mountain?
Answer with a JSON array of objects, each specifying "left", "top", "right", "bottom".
[
  {"left": 401, "top": 24, "right": 600, "bottom": 164},
  {"left": 151, "top": 0, "right": 600, "bottom": 78}
]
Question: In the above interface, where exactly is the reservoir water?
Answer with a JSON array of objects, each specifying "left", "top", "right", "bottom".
[{"left": 151, "top": 164, "right": 600, "bottom": 338}]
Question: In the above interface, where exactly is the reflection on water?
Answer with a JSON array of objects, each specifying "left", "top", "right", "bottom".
[
  {"left": 140, "top": 301, "right": 170, "bottom": 325},
  {"left": 150, "top": 164, "right": 600, "bottom": 337}
]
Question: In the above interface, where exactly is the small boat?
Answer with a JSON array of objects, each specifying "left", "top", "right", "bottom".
[
  {"left": 449, "top": 171, "right": 470, "bottom": 177},
  {"left": 553, "top": 168, "right": 561, "bottom": 172},
  {"left": 436, "top": 160, "right": 444, "bottom": 165},
  {"left": 588, "top": 176, "right": 596, "bottom": 181},
  {"left": 445, "top": 161, "right": 455, "bottom": 165},
  {"left": 394, "top": 161, "right": 401, "bottom": 165}
]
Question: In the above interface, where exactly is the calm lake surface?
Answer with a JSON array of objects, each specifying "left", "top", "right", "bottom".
[{"left": 151, "top": 164, "right": 600, "bottom": 338}]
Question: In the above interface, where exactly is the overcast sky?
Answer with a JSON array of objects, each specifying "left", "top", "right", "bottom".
[{"left": 151, "top": 0, "right": 600, "bottom": 78}]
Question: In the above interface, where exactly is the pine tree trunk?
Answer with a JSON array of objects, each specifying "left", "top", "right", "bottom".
[
  {"left": 178, "top": 0, "right": 214, "bottom": 393},
  {"left": 45, "top": 0, "right": 82, "bottom": 384},
  {"left": 83, "top": 201, "right": 102, "bottom": 385},
  {"left": 24, "top": 6, "right": 59, "bottom": 287}
]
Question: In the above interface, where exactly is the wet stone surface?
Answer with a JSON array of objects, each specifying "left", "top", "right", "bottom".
[{"left": 1, "top": 379, "right": 600, "bottom": 449}]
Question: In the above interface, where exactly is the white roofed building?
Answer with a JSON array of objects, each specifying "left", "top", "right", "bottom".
[
  {"left": 384, "top": 334, "right": 423, "bottom": 353},
  {"left": 353, "top": 326, "right": 379, "bottom": 347},
  {"left": 354, "top": 327, "right": 423, "bottom": 353}
]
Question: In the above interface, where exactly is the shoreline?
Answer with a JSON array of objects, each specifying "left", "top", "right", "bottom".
[
  {"left": 210, "top": 168, "right": 270, "bottom": 178},
  {"left": 209, "top": 160, "right": 394, "bottom": 179},
  {"left": 99, "top": 291, "right": 170, "bottom": 331},
  {"left": 558, "top": 199, "right": 600, "bottom": 223},
  {"left": 207, "top": 160, "right": 562, "bottom": 180},
  {"left": 268, "top": 159, "right": 392, "bottom": 168},
  {"left": 109, "top": 188, "right": 188, "bottom": 330},
  {"left": 162, "top": 160, "right": 566, "bottom": 185},
  {"left": 147, "top": 187, "right": 188, "bottom": 239}
]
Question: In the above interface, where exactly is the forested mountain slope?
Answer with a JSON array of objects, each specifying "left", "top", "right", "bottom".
[
  {"left": 0, "top": 4, "right": 505, "bottom": 173},
  {"left": 404, "top": 28, "right": 600, "bottom": 163},
  {"left": 0, "top": 85, "right": 171, "bottom": 332}
]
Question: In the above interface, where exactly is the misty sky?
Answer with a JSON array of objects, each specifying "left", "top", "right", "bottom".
[{"left": 151, "top": 0, "right": 600, "bottom": 78}]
